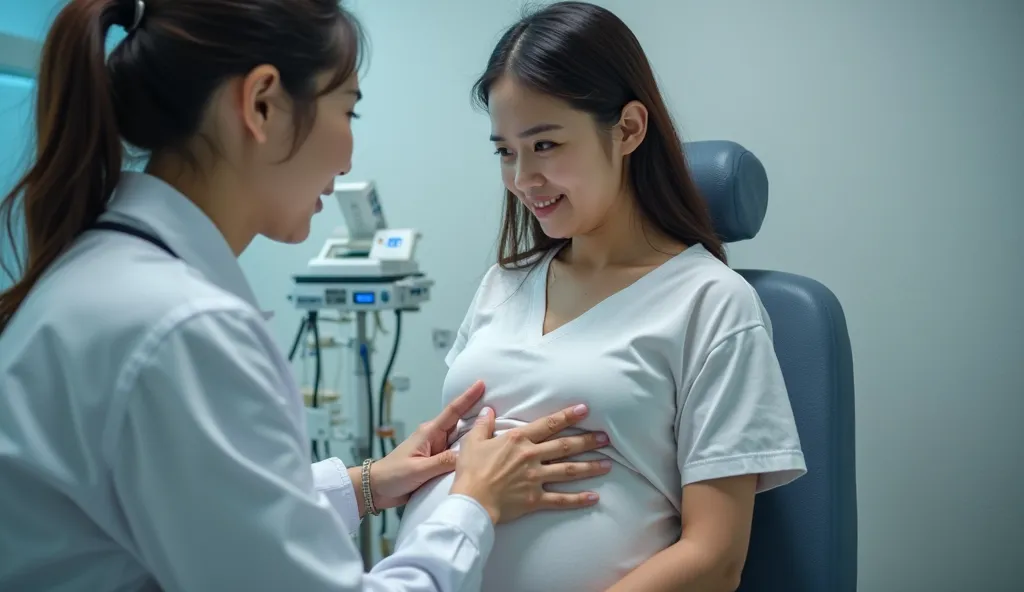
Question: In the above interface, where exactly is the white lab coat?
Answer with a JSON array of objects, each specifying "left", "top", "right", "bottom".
[{"left": 0, "top": 172, "right": 494, "bottom": 591}]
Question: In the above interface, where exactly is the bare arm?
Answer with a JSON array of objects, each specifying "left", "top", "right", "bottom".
[{"left": 605, "top": 474, "right": 757, "bottom": 592}]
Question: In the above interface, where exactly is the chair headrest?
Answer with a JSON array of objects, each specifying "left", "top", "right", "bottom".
[{"left": 683, "top": 140, "right": 769, "bottom": 243}]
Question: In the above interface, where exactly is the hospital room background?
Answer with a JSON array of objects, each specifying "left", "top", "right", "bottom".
[{"left": 1, "top": 0, "right": 1021, "bottom": 590}]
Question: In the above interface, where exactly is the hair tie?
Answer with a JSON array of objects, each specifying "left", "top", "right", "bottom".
[{"left": 129, "top": 0, "right": 146, "bottom": 32}]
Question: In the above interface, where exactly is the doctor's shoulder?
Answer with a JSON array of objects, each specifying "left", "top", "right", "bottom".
[{"left": 19, "top": 238, "right": 255, "bottom": 362}]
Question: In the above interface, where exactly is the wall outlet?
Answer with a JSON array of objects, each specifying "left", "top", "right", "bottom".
[
  {"left": 389, "top": 375, "right": 411, "bottom": 392},
  {"left": 432, "top": 329, "right": 455, "bottom": 351}
]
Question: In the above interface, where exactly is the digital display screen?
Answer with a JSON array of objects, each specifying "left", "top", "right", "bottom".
[
  {"left": 353, "top": 292, "right": 376, "bottom": 304},
  {"left": 387, "top": 236, "right": 403, "bottom": 248}
]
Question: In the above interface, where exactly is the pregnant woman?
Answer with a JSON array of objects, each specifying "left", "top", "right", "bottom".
[{"left": 396, "top": 3, "right": 807, "bottom": 590}]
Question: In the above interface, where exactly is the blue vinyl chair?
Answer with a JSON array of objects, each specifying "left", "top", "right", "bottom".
[{"left": 684, "top": 141, "right": 858, "bottom": 592}]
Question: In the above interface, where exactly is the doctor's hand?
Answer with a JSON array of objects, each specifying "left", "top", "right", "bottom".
[
  {"left": 450, "top": 403, "right": 613, "bottom": 525},
  {"left": 368, "top": 380, "right": 488, "bottom": 510}
]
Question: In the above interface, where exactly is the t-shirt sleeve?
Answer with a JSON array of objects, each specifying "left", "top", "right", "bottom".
[{"left": 676, "top": 323, "right": 807, "bottom": 493}]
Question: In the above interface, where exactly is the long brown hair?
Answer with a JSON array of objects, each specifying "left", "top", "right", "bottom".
[
  {"left": 0, "top": 0, "right": 364, "bottom": 331},
  {"left": 472, "top": 1, "right": 726, "bottom": 269}
]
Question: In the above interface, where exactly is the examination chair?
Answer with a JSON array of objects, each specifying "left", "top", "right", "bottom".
[{"left": 684, "top": 141, "right": 857, "bottom": 592}]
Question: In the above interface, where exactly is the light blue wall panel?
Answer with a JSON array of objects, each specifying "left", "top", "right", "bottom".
[
  {"left": 0, "top": 0, "right": 67, "bottom": 288},
  {"left": 0, "top": 0, "right": 67, "bottom": 39},
  {"left": 0, "top": 73, "right": 32, "bottom": 288}
]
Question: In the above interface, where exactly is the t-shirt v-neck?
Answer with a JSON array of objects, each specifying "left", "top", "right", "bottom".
[{"left": 528, "top": 244, "right": 693, "bottom": 343}]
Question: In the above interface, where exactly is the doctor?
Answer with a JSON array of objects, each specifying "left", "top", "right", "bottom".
[{"left": 0, "top": 0, "right": 613, "bottom": 590}]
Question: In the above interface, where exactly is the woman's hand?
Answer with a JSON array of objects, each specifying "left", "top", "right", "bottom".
[
  {"left": 368, "top": 381, "right": 488, "bottom": 510},
  {"left": 450, "top": 404, "right": 613, "bottom": 524}
]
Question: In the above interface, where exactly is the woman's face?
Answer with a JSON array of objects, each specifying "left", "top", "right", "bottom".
[
  {"left": 487, "top": 76, "right": 644, "bottom": 240},
  {"left": 235, "top": 69, "right": 362, "bottom": 244}
]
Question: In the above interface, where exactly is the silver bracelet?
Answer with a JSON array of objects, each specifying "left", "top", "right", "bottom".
[{"left": 361, "top": 458, "right": 380, "bottom": 517}]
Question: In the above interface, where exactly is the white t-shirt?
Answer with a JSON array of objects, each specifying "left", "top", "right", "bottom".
[{"left": 396, "top": 243, "right": 806, "bottom": 591}]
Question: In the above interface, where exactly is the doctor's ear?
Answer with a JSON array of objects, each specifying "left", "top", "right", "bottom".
[
  {"left": 239, "top": 65, "right": 288, "bottom": 145},
  {"left": 615, "top": 100, "right": 648, "bottom": 157}
]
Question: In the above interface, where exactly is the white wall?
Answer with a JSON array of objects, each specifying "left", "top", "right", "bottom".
[{"left": 240, "top": 1, "right": 1024, "bottom": 589}]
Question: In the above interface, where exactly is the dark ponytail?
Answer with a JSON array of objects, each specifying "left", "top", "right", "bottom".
[
  {"left": 0, "top": 0, "right": 365, "bottom": 332},
  {"left": 0, "top": 0, "right": 124, "bottom": 330}
]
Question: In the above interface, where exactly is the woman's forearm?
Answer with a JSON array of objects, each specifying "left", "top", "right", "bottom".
[{"left": 605, "top": 539, "right": 742, "bottom": 592}]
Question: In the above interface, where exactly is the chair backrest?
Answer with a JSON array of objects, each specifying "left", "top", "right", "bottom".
[{"left": 684, "top": 141, "right": 858, "bottom": 592}]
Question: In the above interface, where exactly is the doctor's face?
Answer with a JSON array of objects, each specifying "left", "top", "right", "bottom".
[
  {"left": 243, "top": 72, "right": 361, "bottom": 244},
  {"left": 487, "top": 76, "right": 628, "bottom": 240}
]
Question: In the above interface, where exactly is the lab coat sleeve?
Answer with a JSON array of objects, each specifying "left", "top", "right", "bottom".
[
  {"left": 311, "top": 457, "right": 361, "bottom": 536},
  {"left": 105, "top": 304, "right": 494, "bottom": 591}
]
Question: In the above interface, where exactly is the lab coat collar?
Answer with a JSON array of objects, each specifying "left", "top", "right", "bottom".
[{"left": 102, "top": 172, "right": 264, "bottom": 315}]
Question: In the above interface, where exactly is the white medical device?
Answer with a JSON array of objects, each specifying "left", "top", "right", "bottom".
[
  {"left": 293, "top": 180, "right": 433, "bottom": 311},
  {"left": 336, "top": 180, "right": 385, "bottom": 236},
  {"left": 288, "top": 179, "right": 433, "bottom": 568}
]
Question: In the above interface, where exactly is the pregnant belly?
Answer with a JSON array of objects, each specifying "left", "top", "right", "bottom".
[{"left": 395, "top": 460, "right": 680, "bottom": 592}]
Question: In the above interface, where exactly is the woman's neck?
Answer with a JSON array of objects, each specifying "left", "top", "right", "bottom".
[
  {"left": 145, "top": 156, "right": 256, "bottom": 256},
  {"left": 563, "top": 195, "right": 684, "bottom": 270}
]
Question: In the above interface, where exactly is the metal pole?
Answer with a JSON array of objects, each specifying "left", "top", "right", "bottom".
[{"left": 354, "top": 311, "right": 373, "bottom": 569}]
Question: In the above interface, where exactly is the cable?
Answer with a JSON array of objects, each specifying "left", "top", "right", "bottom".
[
  {"left": 287, "top": 315, "right": 307, "bottom": 362},
  {"left": 309, "top": 311, "right": 322, "bottom": 463},
  {"left": 376, "top": 310, "right": 405, "bottom": 552},
  {"left": 355, "top": 312, "right": 405, "bottom": 557},
  {"left": 309, "top": 311, "right": 322, "bottom": 409},
  {"left": 378, "top": 310, "right": 402, "bottom": 454},
  {"left": 359, "top": 339, "right": 380, "bottom": 541},
  {"left": 359, "top": 343, "right": 375, "bottom": 460},
  {"left": 289, "top": 315, "right": 318, "bottom": 462}
]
